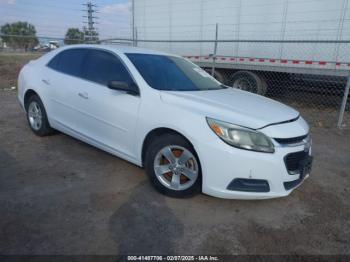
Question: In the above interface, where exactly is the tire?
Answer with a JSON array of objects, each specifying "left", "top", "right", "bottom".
[
  {"left": 259, "top": 74, "right": 268, "bottom": 96},
  {"left": 231, "top": 71, "right": 267, "bottom": 95},
  {"left": 26, "top": 94, "right": 54, "bottom": 136},
  {"left": 144, "top": 133, "right": 202, "bottom": 198}
]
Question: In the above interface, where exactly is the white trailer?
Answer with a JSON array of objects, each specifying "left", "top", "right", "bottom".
[{"left": 132, "top": 0, "right": 350, "bottom": 94}]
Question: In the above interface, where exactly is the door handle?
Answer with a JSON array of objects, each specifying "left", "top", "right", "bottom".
[
  {"left": 78, "top": 92, "right": 89, "bottom": 99},
  {"left": 42, "top": 79, "right": 50, "bottom": 85}
]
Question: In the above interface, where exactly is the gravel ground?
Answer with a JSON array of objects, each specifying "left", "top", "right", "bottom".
[{"left": 0, "top": 90, "right": 349, "bottom": 255}]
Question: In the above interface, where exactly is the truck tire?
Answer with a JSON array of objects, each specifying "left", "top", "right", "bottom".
[{"left": 231, "top": 71, "right": 267, "bottom": 95}]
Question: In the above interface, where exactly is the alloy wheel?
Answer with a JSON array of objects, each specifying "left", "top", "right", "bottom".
[
  {"left": 28, "top": 101, "right": 43, "bottom": 131},
  {"left": 153, "top": 145, "right": 199, "bottom": 191}
]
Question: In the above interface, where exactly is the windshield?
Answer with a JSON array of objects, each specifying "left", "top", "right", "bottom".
[{"left": 126, "top": 53, "right": 225, "bottom": 91}]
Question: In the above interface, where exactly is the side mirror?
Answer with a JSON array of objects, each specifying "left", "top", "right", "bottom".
[{"left": 107, "top": 81, "right": 139, "bottom": 96}]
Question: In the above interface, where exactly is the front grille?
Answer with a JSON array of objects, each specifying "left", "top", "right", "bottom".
[
  {"left": 284, "top": 151, "right": 309, "bottom": 174},
  {"left": 274, "top": 134, "right": 308, "bottom": 145}
]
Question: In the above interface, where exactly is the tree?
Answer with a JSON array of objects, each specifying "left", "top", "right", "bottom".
[
  {"left": 0, "top": 21, "right": 39, "bottom": 51},
  {"left": 64, "top": 28, "right": 84, "bottom": 45}
]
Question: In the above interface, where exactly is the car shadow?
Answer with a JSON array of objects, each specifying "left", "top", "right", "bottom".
[{"left": 109, "top": 182, "right": 184, "bottom": 255}]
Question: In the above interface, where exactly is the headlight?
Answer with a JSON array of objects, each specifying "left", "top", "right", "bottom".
[{"left": 206, "top": 117, "right": 275, "bottom": 153}]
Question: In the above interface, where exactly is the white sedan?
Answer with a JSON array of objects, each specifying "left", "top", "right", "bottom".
[{"left": 18, "top": 45, "right": 313, "bottom": 199}]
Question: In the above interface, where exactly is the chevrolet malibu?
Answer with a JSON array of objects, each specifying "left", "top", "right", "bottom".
[{"left": 18, "top": 45, "right": 313, "bottom": 199}]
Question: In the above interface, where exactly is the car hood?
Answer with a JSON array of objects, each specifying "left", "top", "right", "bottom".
[{"left": 160, "top": 88, "right": 299, "bottom": 129}]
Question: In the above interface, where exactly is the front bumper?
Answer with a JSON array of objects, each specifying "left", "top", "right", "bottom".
[{"left": 196, "top": 119, "right": 312, "bottom": 200}]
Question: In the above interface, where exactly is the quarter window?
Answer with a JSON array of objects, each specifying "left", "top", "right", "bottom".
[
  {"left": 47, "top": 53, "right": 60, "bottom": 71},
  {"left": 82, "top": 50, "right": 133, "bottom": 86},
  {"left": 47, "top": 48, "right": 87, "bottom": 78}
]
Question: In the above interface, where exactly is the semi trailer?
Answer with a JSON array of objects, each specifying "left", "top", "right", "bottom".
[{"left": 132, "top": 0, "right": 350, "bottom": 94}]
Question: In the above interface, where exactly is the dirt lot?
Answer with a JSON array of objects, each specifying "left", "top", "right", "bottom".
[
  {"left": 0, "top": 90, "right": 349, "bottom": 255},
  {"left": 0, "top": 53, "right": 41, "bottom": 90}
]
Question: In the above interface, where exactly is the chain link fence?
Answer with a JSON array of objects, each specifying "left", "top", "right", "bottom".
[
  {"left": 1, "top": 35, "right": 349, "bottom": 128},
  {"left": 215, "top": 40, "right": 350, "bottom": 129},
  {"left": 126, "top": 38, "right": 350, "bottom": 129},
  {"left": 216, "top": 69, "right": 348, "bottom": 128}
]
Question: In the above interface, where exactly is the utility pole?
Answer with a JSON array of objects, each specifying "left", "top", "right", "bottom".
[
  {"left": 82, "top": 1, "right": 99, "bottom": 43},
  {"left": 132, "top": 0, "right": 135, "bottom": 45}
]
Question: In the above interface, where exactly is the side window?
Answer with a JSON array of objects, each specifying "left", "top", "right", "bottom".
[
  {"left": 82, "top": 50, "right": 133, "bottom": 86},
  {"left": 47, "top": 49, "right": 87, "bottom": 78}
]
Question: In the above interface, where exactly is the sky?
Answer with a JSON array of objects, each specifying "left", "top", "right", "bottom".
[{"left": 0, "top": 0, "right": 132, "bottom": 40}]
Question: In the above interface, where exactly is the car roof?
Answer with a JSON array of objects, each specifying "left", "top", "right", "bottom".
[{"left": 58, "top": 44, "right": 174, "bottom": 57}]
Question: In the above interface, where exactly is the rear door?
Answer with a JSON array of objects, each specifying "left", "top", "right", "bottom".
[
  {"left": 45, "top": 48, "right": 88, "bottom": 131},
  {"left": 76, "top": 49, "right": 141, "bottom": 157}
]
